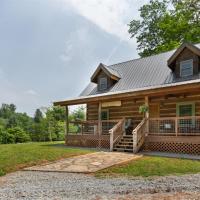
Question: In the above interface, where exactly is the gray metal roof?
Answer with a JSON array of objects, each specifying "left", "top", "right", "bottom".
[
  {"left": 80, "top": 43, "right": 200, "bottom": 97},
  {"left": 103, "top": 65, "right": 121, "bottom": 78}
]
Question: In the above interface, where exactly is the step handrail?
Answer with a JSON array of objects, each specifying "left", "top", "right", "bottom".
[
  {"left": 109, "top": 118, "right": 125, "bottom": 151},
  {"left": 132, "top": 118, "right": 148, "bottom": 153}
]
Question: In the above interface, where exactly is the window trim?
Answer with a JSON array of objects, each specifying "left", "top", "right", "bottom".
[
  {"left": 176, "top": 102, "right": 195, "bottom": 127},
  {"left": 180, "top": 59, "right": 193, "bottom": 77},
  {"left": 99, "top": 77, "right": 108, "bottom": 91},
  {"left": 176, "top": 102, "right": 195, "bottom": 117}
]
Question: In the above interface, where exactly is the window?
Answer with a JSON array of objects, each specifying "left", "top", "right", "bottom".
[
  {"left": 99, "top": 77, "right": 107, "bottom": 90},
  {"left": 179, "top": 104, "right": 193, "bottom": 117},
  {"left": 180, "top": 59, "right": 193, "bottom": 77},
  {"left": 177, "top": 103, "right": 195, "bottom": 127},
  {"left": 101, "top": 110, "right": 109, "bottom": 120}
]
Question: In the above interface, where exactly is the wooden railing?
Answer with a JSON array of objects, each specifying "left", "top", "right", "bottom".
[
  {"left": 101, "top": 120, "right": 119, "bottom": 135},
  {"left": 132, "top": 118, "right": 147, "bottom": 153},
  {"left": 69, "top": 121, "right": 98, "bottom": 135},
  {"left": 109, "top": 119, "right": 125, "bottom": 151},
  {"left": 68, "top": 120, "right": 120, "bottom": 135},
  {"left": 149, "top": 116, "right": 200, "bottom": 136}
]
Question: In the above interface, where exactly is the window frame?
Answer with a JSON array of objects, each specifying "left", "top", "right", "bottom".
[
  {"left": 180, "top": 59, "right": 193, "bottom": 77},
  {"left": 176, "top": 102, "right": 195, "bottom": 127},
  {"left": 101, "top": 109, "right": 109, "bottom": 120},
  {"left": 176, "top": 102, "right": 195, "bottom": 117},
  {"left": 99, "top": 77, "right": 108, "bottom": 91}
]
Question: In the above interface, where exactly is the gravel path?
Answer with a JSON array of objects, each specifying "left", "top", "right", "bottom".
[{"left": 0, "top": 171, "right": 200, "bottom": 200}]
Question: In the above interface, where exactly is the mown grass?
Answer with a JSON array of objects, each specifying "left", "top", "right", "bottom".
[
  {"left": 96, "top": 156, "right": 200, "bottom": 177},
  {"left": 0, "top": 142, "right": 93, "bottom": 176}
]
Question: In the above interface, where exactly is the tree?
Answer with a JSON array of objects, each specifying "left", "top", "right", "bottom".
[
  {"left": 128, "top": 0, "right": 200, "bottom": 57},
  {"left": 71, "top": 106, "right": 86, "bottom": 121},
  {"left": 7, "top": 127, "right": 31, "bottom": 143},
  {"left": 45, "top": 106, "right": 65, "bottom": 141},
  {"left": 0, "top": 103, "right": 16, "bottom": 118},
  {"left": 34, "top": 109, "right": 43, "bottom": 123}
]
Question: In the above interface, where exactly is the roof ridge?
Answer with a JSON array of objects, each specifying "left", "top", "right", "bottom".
[{"left": 108, "top": 49, "right": 175, "bottom": 68}]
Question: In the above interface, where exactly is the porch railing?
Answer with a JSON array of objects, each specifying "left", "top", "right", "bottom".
[
  {"left": 101, "top": 120, "right": 119, "bottom": 135},
  {"left": 68, "top": 120, "right": 120, "bottom": 135},
  {"left": 132, "top": 118, "right": 148, "bottom": 153},
  {"left": 149, "top": 116, "right": 200, "bottom": 136},
  {"left": 109, "top": 118, "right": 125, "bottom": 151},
  {"left": 68, "top": 121, "right": 98, "bottom": 135}
]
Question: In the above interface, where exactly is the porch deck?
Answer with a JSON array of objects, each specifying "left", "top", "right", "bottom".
[{"left": 65, "top": 116, "right": 200, "bottom": 155}]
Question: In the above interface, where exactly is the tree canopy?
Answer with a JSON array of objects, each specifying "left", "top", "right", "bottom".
[
  {"left": 0, "top": 103, "right": 86, "bottom": 144},
  {"left": 128, "top": 0, "right": 200, "bottom": 57}
]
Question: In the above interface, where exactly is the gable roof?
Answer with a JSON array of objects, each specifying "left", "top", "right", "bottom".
[
  {"left": 80, "top": 43, "right": 200, "bottom": 97},
  {"left": 90, "top": 63, "right": 121, "bottom": 83},
  {"left": 168, "top": 43, "right": 200, "bottom": 68}
]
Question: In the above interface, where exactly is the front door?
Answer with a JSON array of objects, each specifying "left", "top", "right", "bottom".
[
  {"left": 101, "top": 109, "right": 109, "bottom": 133},
  {"left": 149, "top": 104, "right": 160, "bottom": 118},
  {"left": 149, "top": 104, "right": 160, "bottom": 133}
]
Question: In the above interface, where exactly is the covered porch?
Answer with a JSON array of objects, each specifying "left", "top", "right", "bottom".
[{"left": 54, "top": 82, "right": 200, "bottom": 155}]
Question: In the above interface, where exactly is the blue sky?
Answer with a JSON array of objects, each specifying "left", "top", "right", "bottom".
[{"left": 0, "top": 0, "right": 148, "bottom": 115}]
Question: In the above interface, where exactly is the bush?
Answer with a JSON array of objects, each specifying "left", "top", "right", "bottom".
[
  {"left": 7, "top": 127, "right": 31, "bottom": 143},
  {"left": 0, "top": 128, "right": 15, "bottom": 144}
]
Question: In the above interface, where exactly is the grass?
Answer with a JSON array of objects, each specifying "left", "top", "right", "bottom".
[
  {"left": 0, "top": 142, "right": 94, "bottom": 176},
  {"left": 96, "top": 156, "right": 200, "bottom": 177}
]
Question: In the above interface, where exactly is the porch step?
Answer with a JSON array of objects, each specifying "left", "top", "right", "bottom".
[
  {"left": 113, "top": 135, "right": 133, "bottom": 153},
  {"left": 118, "top": 142, "right": 133, "bottom": 145},
  {"left": 113, "top": 147, "right": 133, "bottom": 153},
  {"left": 120, "top": 139, "right": 133, "bottom": 142}
]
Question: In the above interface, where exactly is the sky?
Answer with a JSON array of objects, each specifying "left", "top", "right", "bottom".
[{"left": 0, "top": 0, "right": 148, "bottom": 116}]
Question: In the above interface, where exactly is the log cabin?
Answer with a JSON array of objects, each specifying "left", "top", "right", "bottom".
[{"left": 54, "top": 43, "right": 200, "bottom": 155}]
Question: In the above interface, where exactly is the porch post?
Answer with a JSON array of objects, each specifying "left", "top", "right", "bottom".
[
  {"left": 145, "top": 96, "right": 149, "bottom": 133},
  {"left": 98, "top": 102, "right": 102, "bottom": 135},
  {"left": 65, "top": 105, "right": 69, "bottom": 136}
]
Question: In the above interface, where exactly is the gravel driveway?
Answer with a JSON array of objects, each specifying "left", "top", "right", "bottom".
[{"left": 0, "top": 171, "right": 200, "bottom": 200}]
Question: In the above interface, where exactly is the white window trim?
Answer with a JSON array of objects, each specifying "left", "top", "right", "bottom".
[
  {"left": 99, "top": 77, "right": 107, "bottom": 90},
  {"left": 180, "top": 59, "right": 193, "bottom": 77}
]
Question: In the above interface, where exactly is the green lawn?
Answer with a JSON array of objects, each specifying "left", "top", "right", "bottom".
[
  {"left": 96, "top": 156, "right": 200, "bottom": 177},
  {"left": 0, "top": 142, "right": 93, "bottom": 176}
]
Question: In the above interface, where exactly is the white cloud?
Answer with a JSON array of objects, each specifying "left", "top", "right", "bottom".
[
  {"left": 61, "top": 0, "right": 145, "bottom": 42},
  {"left": 25, "top": 89, "right": 38, "bottom": 96}
]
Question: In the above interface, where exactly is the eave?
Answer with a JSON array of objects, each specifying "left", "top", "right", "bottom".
[{"left": 54, "top": 79, "right": 200, "bottom": 106}]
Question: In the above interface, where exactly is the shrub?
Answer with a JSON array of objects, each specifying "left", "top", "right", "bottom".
[{"left": 7, "top": 127, "right": 31, "bottom": 143}]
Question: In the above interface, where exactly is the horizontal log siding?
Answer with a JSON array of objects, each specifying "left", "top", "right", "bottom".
[
  {"left": 150, "top": 93, "right": 200, "bottom": 117},
  {"left": 87, "top": 98, "right": 144, "bottom": 127}
]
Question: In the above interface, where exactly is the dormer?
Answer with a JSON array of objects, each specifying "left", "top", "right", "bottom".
[
  {"left": 91, "top": 63, "right": 120, "bottom": 92},
  {"left": 168, "top": 43, "right": 200, "bottom": 78}
]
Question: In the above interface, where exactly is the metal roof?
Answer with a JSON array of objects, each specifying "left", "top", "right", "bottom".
[{"left": 80, "top": 43, "right": 200, "bottom": 97}]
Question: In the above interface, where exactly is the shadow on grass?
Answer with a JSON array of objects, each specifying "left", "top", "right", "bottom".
[{"left": 39, "top": 142, "right": 98, "bottom": 151}]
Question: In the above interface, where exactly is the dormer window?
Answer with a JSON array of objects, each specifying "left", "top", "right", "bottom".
[
  {"left": 99, "top": 77, "right": 107, "bottom": 90},
  {"left": 180, "top": 59, "right": 193, "bottom": 77}
]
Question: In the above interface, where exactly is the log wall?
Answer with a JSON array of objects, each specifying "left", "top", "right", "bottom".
[
  {"left": 87, "top": 98, "right": 144, "bottom": 128},
  {"left": 150, "top": 92, "right": 200, "bottom": 117}
]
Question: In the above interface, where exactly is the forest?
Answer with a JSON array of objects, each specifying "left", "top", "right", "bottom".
[{"left": 0, "top": 103, "right": 85, "bottom": 144}]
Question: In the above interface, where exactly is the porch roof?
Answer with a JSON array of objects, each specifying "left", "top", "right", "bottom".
[{"left": 54, "top": 79, "right": 200, "bottom": 106}]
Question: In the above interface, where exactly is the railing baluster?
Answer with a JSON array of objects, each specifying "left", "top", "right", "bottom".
[
  {"left": 149, "top": 116, "right": 200, "bottom": 136},
  {"left": 175, "top": 117, "right": 178, "bottom": 136}
]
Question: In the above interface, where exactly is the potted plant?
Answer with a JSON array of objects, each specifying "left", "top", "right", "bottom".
[{"left": 139, "top": 104, "right": 149, "bottom": 118}]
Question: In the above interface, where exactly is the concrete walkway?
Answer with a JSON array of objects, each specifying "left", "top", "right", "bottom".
[
  {"left": 24, "top": 152, "right": 142, "bottom": 173},
  {"left": 142, "top": 151, "right": 200, "bottom": 160}
]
